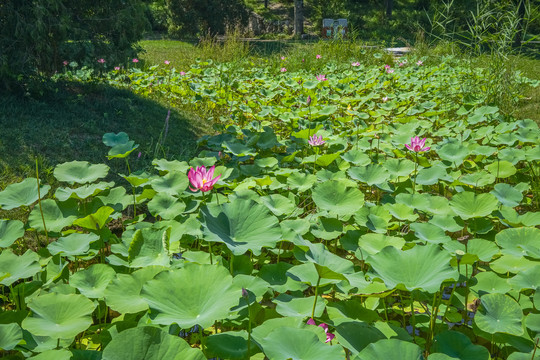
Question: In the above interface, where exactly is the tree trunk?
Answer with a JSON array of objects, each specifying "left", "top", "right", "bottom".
[
  {"left": 513, "top": 0, "right": 527, "bottom": 48},
  {"left": 385, "top": 0, "right": 393, "bottom": 19},
  {"left": 294, "top": 0, "right": 304, "bottom": 37},
  {"left": 265, "top": 0, "right": 268, "bottom": 8}
]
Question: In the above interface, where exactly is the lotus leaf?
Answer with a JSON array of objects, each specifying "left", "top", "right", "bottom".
[
  {"left": 53, "top": 161, "right": 109, "bottom": 184},
  {"left": 0, "top": 178, "right": 50, "bottom": 210},
  {"left": 474, "top": 293, "right": 523, "bottom": 336},
  {"left": 0, "top": 219, "right": 24, "bottom": 247}
]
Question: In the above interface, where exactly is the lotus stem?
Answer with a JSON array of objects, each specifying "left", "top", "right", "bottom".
[
  {"left": 410, "top": 293, "right": 417, "bottom": 342},
  {"left": 35, "top": 158, "right": 49, "bottom": 244},
  {"left": 311, "top": 275, "right": 321, "bottom": 320}
]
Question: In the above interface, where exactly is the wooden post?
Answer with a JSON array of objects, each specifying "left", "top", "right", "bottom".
[{"left": 294, "top": 0, "right": 304, "bottom": 37}]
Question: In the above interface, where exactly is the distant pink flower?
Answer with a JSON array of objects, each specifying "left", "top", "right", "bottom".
[
  {"left": 132, "top": 58, "right": 139, "bottom": 63},
  {"left": 405, "top": 136, "right": 430, "bottom": 152},
  {"left": 188, "top": 165, "right": 221, "bottom": 192},
  {"left": 280, "top": 67, "right": 287, "bottom": 72},
  {"left": 179, "top": 71, "right": 186, "bottom": 76},
  {"left": 384, "top": 64, "right": 391, "bottom": 69},
  {"left": 386, "top": 68, "right": 394, "bottom": 74},
  {"left": 399, "top": 62, "right": 404, "bottom": 67},
  {"left": 382, "top": 96, "right": 389, "bottom": 102},
  {"left": 316, "top": 74, "right": 327, "bottom": 81},
  {"left": 63, "top": 61, "right": 68, "bottom": 66},
  {"left": 307, "top": 95, "right": 311, "bottom": 106},
  {"left": 114, "top": 66, "right": 120, "bottom": 71},
  {"left": 97, "top": 58, "right": 105, "bottom": 64},
  {"left": 306, "top": 318, "right": 335, "bottom": 343},
  {"left": 316, "top": 54, "right": 321, "bottom": 59},
  {"left": 137, "top": 151, "right": 142, "bottom": 159},
  {"left": 281, "top": 56, "right": 285, "bottom": 60},
  {"left": 308, "top": 134, "right": 325, "bottom": 146},
  {"left": 351, "top": 62, "right": 360, "bottom": 66},
  {"left": 164, "top": 60, "right": 170, "bottom": 65},
  {"left": 302, "top": 59, "right": 305, "bottom": 62},
  {"left": 417, "top": 60, "right": 423, "bottom": 66}
]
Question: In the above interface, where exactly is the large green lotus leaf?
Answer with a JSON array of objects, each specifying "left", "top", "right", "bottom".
[
  {"left": 102, "top": 132, "right": 129, "bottom": 147},
  {"left": 334, "top": 321, "right": 386, "bottom": 355},
  {"left": 450, "top": 192, "right": 498, "bottom": 219},
  {"left": 508, "top": 265, "right": 540, "bottom": 291},
  {"left": 47, "top": 233, "right": 100, "bottom": 257},
  {"left": 437, "top": 143, "right": 470, "bottom": 165},
  {"left": 355, "top": 339, "right": 423, "bottom": 360},
  {"left": 286, "top": 262, "right": 342, "bottom": 286},
  {"left": 22, "top": 293, "right": 95, "bottom": 339},
  {"left": 53, "top": 161, "right": 109, "bottom": 184},
  {"left": 107, "top": 140, "right": 139, "bottom": 159},
  {"left": 474, "top": 293, "right": 523, "bottom": 336},
  {"left": 459, "top": 171, "right": 495, "bottom": 188},
  {"left": 257, "top": 263, "right": 308, "bottom": 293},
  {"left": 354, "top": 206, "right": 392, "bottom": 234},
  {"left": 201, "top": 199, "right": 281, "bottom": 256},
  {"left": 223, "top": 141, "right": 257, "bottom": 157},
  {"left": 496, "top": 227, "right": 540, "bottom": 258},
  {"left": 470, "top": 271, "right": 512, "bottom": 296},
  {"left": 104, "top": 266, "right": 166, "bottom": 314},
  {"left": 383, "top": 158, "right": 415, "bottom": 179},
  {"left": 384, "top": 203, "right": 419, "bottom": 222},
  {"left": 348, "top": 164, "right": 389, "bottom": 185},
  {"left": 260, "top": 327, "right": 345, "bottom": 360},
  {"left": 94, "top": 186, "right": 131, "bottom": 212},
  {"left": 326, "top": 300, "right": 380, "bottom": 324},
  {"left": 342, "top": 149, "right": 372, "bottom": 166},
  {"left": 431, "top": 331, "right": 489, "bottom": 360},
  {"left": 128, "top": 227, "right": 171, "bottom": 267},
  {"left": 310, "top": 217, "right": 343, "bottom": 240},
  {"left": 153, "top": 159, "right": 190, "bottom": 174},
  {"left": 490, "top": 183, "right": 523, "bottom": 207},
  {"left": 274, "top": 294, "right": 326, "bottom": 318},
  {"left": 102, "top": 326, "right": 205, "bottom": 360},
  {"left": 251, "top": 317, "right": 307, "bottom": 344},
  {"left": 0, "top": 219, "right": 24, "bottom": 247},
  {"left": 485, "top": 160, "right": 517, "bottom": 179},
  {"left": 490, "top": 254, "right": 537, "bottom": 274},
  {"left": 232, "top": 274, "right": 271, "bottom": 299},
  {"left": 287, "top": 172, "right": 317, "bottom": 193},
  {"left": 73, "top": 206, "right": 114, "bottom": 230},
  {"left": 294, "top": 242, "right": 354, "bottom": 277},
  {"left": 69, "top": 264, "right": 116, "bottom": 299},
  {"left": 507, "top": 351, "right": 540, "bottom": 360},
  {"left": 151, "top": 171, "right": 188, "bottom": 195},
  {"left": 28, "top": 349, "right": 73, "bottom": 360},
  {"left": 147, "top": 193, "right": 186, "bottom": 220},
  {"left": 141, "top": 264, "right": 239, "bottom": 329},
  {"left": 429, "top": 215, "right": 463, "bottom": 232},
  {"left": 0, "top": 178, "right": 50, "bottom": 210},
  {"left": 356, "top": 233, "right": 405, "bottom": 256},
  {"left": 55, "top": 182, "right": 114, "bottom": 201},
  {"left": 312, "top": 180, "right": 364, "bottom": 217},
  {"left": 260, "top": 194, "right": 296, "bottom": 216},
  {"left": 206, "top": 331, "right": 254, "bottom": 360},
  {"left": 367, "top": 245, "right": 458, "bottom": 293},
  {"left": 395, "top": 193, "right": 431, "bottom": 213},
  {"left": 0, "top": 250, "right": 41, "bottom": 286},
  {"left": 416, "top": 164, "right": 451, "bottom": 186},
  {"left": 410, "top": 223, "right": 451, "bottom": 244},
  {"left": 0, "top": 323, "right": 23, "bottom": 350},
  {"left": 28, "top": 199, "right": 78, "bottom": 233}
]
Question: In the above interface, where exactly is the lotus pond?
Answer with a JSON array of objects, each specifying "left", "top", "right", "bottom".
[{"left": 1, "top": 54, "right": 540, "bottom": 360}]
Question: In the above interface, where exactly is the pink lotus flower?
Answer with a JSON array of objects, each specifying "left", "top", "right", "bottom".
[
  {"left": 316, "top": 54, "right": 321, "bottom": 59},
  {"left": 63, "top": 61, "right": 68, "bottom": 66},
  {"left": 382, "top": 96, "right": 389, "bottom": 102},
  {"left": 384, "top": 64, "right": 391, "bottom": 69},
  {"left": 280, "top": 67, "right": 287, "bottom": 72},
  {"left": 281, "top": 56, "right": 285, "bottom": 60},
  {"left": 417, "top": 60, "right": 423, "bottom": 66},
  {"left": 179, "top": 71, "right": 186, "bottom": 76},
  {"left": 405, "top": 136, "right": 431, "bottom": 152},
  {"left": 316, "top": 74, "right": 327, "bottom": 81},
  {"left": 386, "top": 68, "right": 394, "bottom": 74},
  {"left": 188, "top": 165, "right": 221, "bottom": 192},
  {"left": 307, "top": 318, "right": 335, "bottom": 343},
  {"left": 97, "top": 58, "right": 105, "bottom": 64},
  {"left": 132, "top": 58, "right": 139, "bottom": 63},
  {"left": 399, "top": 62, "right": 404, "bottom": 67},
  {"left": 164, "top": 60, "right": 170, "bottom": 65},
  {"left": 308, "top": 134, "right": 325, "bottom": 146},
  {"left": 302, "top": 59, "right": 305, "bottom": 62},
  {"left": 114, "top": 66, "right": 120, "bottom": 71},
  {"left": 351, "top": 62, "right": 360, "bottom": 66}
]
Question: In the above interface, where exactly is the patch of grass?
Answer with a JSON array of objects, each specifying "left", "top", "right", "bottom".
[{"left": 0, "top": 81, "right": 208, "bottom": 186}]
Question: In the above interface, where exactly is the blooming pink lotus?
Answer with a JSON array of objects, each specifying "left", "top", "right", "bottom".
[
  {"left": 63, "top": 61, "right": 68, "bottom": 66},
  {"left": 97, "top": 58, "right": 105, "bottom": 64},
  {"left": 351, "top": 62, "right": 360, "bottom": 66},
  {"left": 280, "top": 67, "right": 287, "bottom": 72},
  {"left": 308, "top": 134, "right": 325, "bottom": 146},
  {"left": 386, "top": 68, "right": 394, "bottom": 74},
  {"left": 384, "top": 64, "right": 391, "bottom": 69},
  {"left": 316, "top": 74, "right": 327, "bottom": 81},
  {"left": 316, "top": 54, "right": 321, "bottom": 59},
  {"left": 114, "top": 66, "right": 120, "bottom": 71},
  {"left": 132, "top": 58, "right": 139, "bottom": 63},
  {"left": 188, "top": 165, "right": 221, "bottom": 192},
  {"left": 281, "top": 56, "right": 285, "bottom": 60},
  {"left": 164, "top": 60, "right": 170, "bottom": 65},
  {"left": 399, "top": 62, "right": 404, "bottom": 67},
  {"left": 382, "top": 96, "right": 389, "bottom": 102},
  {"left": 307, "top": 318, "right": 335, "bottom": 343},
  {"left": 417, "top": 60, "right": 423, "bottom": 66},
  {"left": 179, "top": 71, "right": 186, "bottom": 76},
  {"left": 405, "top": 136, "right": 430, "bottom": 152}
]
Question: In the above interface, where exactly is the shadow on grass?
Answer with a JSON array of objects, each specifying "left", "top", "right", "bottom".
[{"left": 0, "top": 81, "right": 208, "bottom": 184}]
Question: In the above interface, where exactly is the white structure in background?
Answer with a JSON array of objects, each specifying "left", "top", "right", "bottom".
[{"left": 322, "top": 18, "right": 348, "bottom": 38}]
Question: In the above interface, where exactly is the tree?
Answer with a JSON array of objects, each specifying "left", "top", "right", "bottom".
[
  {"left": 294, "top": 0, "right": 304, "bottom": 37},
  {"left": 385, "top": 0, "right": 393, "bottom": 19}
]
